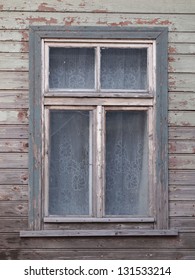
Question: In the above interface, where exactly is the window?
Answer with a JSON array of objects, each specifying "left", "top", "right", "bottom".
[{"left": 22, "top": 27, "right": 177, "bottom": 236}]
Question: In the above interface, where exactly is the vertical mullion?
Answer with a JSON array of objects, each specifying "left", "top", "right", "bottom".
[
  {"left": 89, "top": 110, "right": 93, "bottom": 216},
  {"left": 43, "top": 108, "right": 50, "bottom": 218},
  {"left": 148, "top": 107, "right": 155, "bottom": 220},
  {"left": 96, "top": 105, "right": 104, "bottom": 217},
  {"left": 96, "top": 46, "right": 101, "bottom": 92}
]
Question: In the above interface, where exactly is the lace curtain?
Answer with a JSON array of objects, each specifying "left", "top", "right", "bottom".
[
  {"left": 49, "top": 47, "right": 147, "bottom": 90},
  {"left": 49, "top": 110, "right": 90, "bottom": 215},
  {"left": 105, "top": 111, "right": 148, "bottom": 215}
]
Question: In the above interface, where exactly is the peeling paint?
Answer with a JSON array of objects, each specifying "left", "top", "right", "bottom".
[
  {"left": 17, "top": 111, "right": 28, "bottom": 122},
  {"left": 63, "top": 17, "right": 75, "bottom": 26},
  {"left": 38, "top": 3, "right": 56, "bottom": 12},
  {"left": 109, "top": 21, "right": 133, "bottom": 27},
  {"left": 27, "top": 16, "right": 57, "bottom": 25},
  {"left": 79, "top": 1, "right": 86, "bottom": 7},
  {"left": 96, "top": 20, "right": 108, "bottom": 25},
  {"left": 168, "top": 46, "right": 177, "bottom": 54},
  {"left": 21, "top": 41, "right": 29, "bottom": 53},
  {"left": 168, "top": 56, "right": 176, "bottom": 62},
  {"left": 169, "top": 142, "right": 176, "bottom": 153},
  {"left": 0, "top": 4, "right": 3, "bottom": 11},
  {"left": 135, "top": 18, "right": 172, "bottom": 26},
  {"left": 92, "top": 9, "right": 108, "bottom": 13}
]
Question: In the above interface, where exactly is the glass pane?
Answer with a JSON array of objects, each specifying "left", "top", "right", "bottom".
[
  {"left": 105, "top": 111, "right": 148, "bottom": 215},
  {"left": 49, "top": 48, "right": 95, "bottom": 89},
  {"left": 101, "top": 48, "right": 147, "bottom": 90},
  {"left": 49, "top": 110, "right": 90, "bottom": 215}
]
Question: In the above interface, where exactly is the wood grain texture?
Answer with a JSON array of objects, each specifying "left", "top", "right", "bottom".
[
  {"left": 169, "top": 170, "right": 195, "bottom": 185},
  {"left": 169, "top": 140, "right": 195, "bottom": 154},
  {"left": 169, "top": 93, "right": 195, "bottom": 111},
  {"left": 169, "top": 155, "right": 195, "bottom": 169},
  {"left": 0, "top": 139, "right": 28, "bottom": 152},
  {"left": 0, "top": 169, "right": 28, "bottom": 185},
  {"left": 0, "top": 185, "right": 28, "bottom": 201},
  {"left": 170, "top": 201, "right": 195, "bottom": 216},
  {"left": 0, "top": 153, "right": 28, "bottom": 168},
  {"left": 0, "top": 219, "right": 28, "bottom": 232},
  {"left": 0, "top": 125, "right": 28, "bottom": 139},
  {"left": 0, "top": 72, "right": 28, "bottom": 90},
  {"left": 0, "top": 91, "right": 28, "bottom": 109},
  {"left": 169, "top": 127, "right": 195, "bottom": 140},
  {"left": 169, "top": 186, "right": 195, "bottom": 200},
  {"left": 0, "top": 53, "right": 28, "bottom": 71},
  {"left": 0, "top": 109, "right": 28, "bottom": 124},
  {"left": 169, "top": 55, "right": 195, "bottom": 73},
  {"left": 0, "top": 201, "right": 28, "bottom": 217},
  {"left": 169, "top": 111, "right": 195, "bottom": 126}
]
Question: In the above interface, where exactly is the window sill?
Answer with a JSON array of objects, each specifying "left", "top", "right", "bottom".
[{"left": 20, "top": 229, "right": 178, "bottom": 237}]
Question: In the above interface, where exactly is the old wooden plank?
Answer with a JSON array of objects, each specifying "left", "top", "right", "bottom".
[
  {"left": 169, "top": 43, "right": 195, "bottom": 54},
  {"left": 1, "top": 13, "right": 195, "bottom": 32},
  {"left": 0, "top": 53, "right": 28, "bottom": 71},
  {"left": 0, "top": 125, "right": 28, "bottom": 139},
  {"left": 2, "top": 232, "right": 195, "bottom": 250},
  {"left": 0, "top": 109, "right": 28, "bottom": 124},
  {"left": 0, "top": 185, "right": 28, "bottom": 201},
  {"left": 0, "top": 139, "right": 28, "bottom": 153},
  {"left": 169, "top": 170, "right": 195, "bottom": 185},
  {"left": 0, "top": 41, "right": 29, "bottom": 53},
  {"left": 0, "top": 201, "right": 28, "bottom": 217},
  {"left": 0, "top": 153, "right": 28, "bottom": 168},
  {"left": 170, "top": 217, "right": 195, "bottom": 230},
  {"left": 169, "top": 186, "right": 195, "bottom": 200},
  {"left": 169, "top": 155, "right": 195, "bottom": 169},
  {"left": 0, "top": 219, "right": 28, "bottom": 232},
  {"left": 169, "top": 111, "right": 195, "bottom": 126},
  {"left": 2, "top": 0, "right": 195, "bottom": 13},
  {"left": 170, "top": 201, "right": 195, "bottom": 216},
  {"left": 0, "top": 30, "right": 28, "bottom": 41},
  {"left": 169, "top": 55, "right": 195, "bottom": 73},
  {"left": 169, "top": 127, "right": 195, "bottom": 140},
  {"left": 169, "top": 93, "right": 195, "bottom": 110},
  {"left": 169, "top": 140, "right": 195, "bottom": 154},
  {"left": 0, "top": 91, "right": 28, "bottom": 109},
  {"left": 169, "top": 73, "right": 195, "bottom": 92},
  {"left": 2, "top": 248, "right": 194, "bottom": 260},
  {"left": 0, "top": 169, "right": 28, "bottom": 185},
  {"left": 169, "top": 32, "right": 195, "bottom": 43},
  {"left": 0, "top": 72, "right": 28, "bottom": 90}
]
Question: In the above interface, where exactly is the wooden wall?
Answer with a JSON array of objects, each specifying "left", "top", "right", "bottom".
[{"left": 0, "top": 0, "right": 195, "bottom": 259}]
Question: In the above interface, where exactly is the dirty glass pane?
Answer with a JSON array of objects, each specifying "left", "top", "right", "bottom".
[
  {"left": 101, "top": 48, "right": 147, "bottom": 90},
  {"left": 105, "top": 111, "right": 148, "bottom": 215},
  {"left": 49, "top": 48, "right": 95, "bottom": 89},
  {"left": 49, "top": 110, "right": 90, "bottom": 215}
]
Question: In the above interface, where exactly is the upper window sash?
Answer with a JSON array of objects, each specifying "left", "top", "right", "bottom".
[{"left": 43, "top": 41, "right": 155, "bottom": 96}]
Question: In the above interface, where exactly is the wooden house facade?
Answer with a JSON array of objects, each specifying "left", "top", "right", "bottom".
[{"left": 0, "top": 0, "right": 195, "bottom": 259}]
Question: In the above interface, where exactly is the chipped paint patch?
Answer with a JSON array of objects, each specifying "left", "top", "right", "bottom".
[
  {"left": 109, "top": 20, "right": 133, "bottom": 27},
  {"left": 136, "top": 18, "right": 172, "bottom": 26},
  {"left": 79, "top": 1, "right": 86, "bottom": 7},
  {"left": 92, "top": 9, "right": 108, "bottom": 13},
  {"left": 168, "top": 46, "right": 177, "bottom": 54},
  {"left": 168, "top": 56, "right": 176, "bottom": 62},
  {"left": 63, "top": 17, "right": 75, "bottom": 26},
  {"left": 0, "top": 4, "right": 3, "bottom": 11},
  {"left": 27, "top": 16, "right": 57, "bottom": 25},
  {"left": 38, "top": 3, "right": 56, "bottom": 12},
  {"left": 17, "top": 111, "right": 28, "bottom": 122}
]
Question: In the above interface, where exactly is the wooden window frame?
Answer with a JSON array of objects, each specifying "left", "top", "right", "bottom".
[{"left": 21, "top": 26, "right": 178, "bottom": 237}]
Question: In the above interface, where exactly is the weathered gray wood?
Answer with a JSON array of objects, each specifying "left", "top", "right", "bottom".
[
  {"left": 0, "top": 72, "right": 28, "bottom": 90},
  {"left": 0, "top": 30, "right": 28, "bottom": 41},
  {"left": 0, "top": 140, "right": 28, "bottom": 152},
  {"left": 0, "top": 53, "right": 28, "bottom": 71},
  {"left": 3, "top": 232, "right": 195, "bottom": 249},
  {"left": 0, "top": 91, "right": 28, "bottom": 109},
  {"left": 169, "top": 140, "right": 195, "bottom": 154},
  {"left": 1, "top": 0, "right": 195, "bottom": 13},
  {"left": 1, "top": 13, "right": 195, "bottom": 32},
  {"left": 169, "top": 127, "right": 195, "bottom": 140},
  {"left": 1, "top": 248, "right": 195, "bottom": 260},
  {"left": 169, "top": 186, "right": 195, "bottom": 200},
  {"left": 169, "top": 155, "right": 195, "bottom": 169},
  {"left": 0, "top": 185, "right": 28, "bottom": 201},
  {"left": 0, "top": 219, "right": 28, "bottom": 232},
  {"left": 0, "top": 125, "right": 28, "bottom": 139},
  {"left": 169, "top": 111, "right": 195, "bottom": 126},
  {"left": 170, "top": 201, "right": 195, "bottom": 216},
  {"left": 20, "top": 229, "right": 178, "bottom": 237},
  {"left": 169, "top": 170, "right": 195, "bottom": 185},
  {"left": 0, "top": 153, "right": 28, "bottom": 168},
  {"left": 169, "top": 32, "right": 195, "bottom": 43},
  {"left": 170, "top": 218, "right": 195, "bottom": 230},
  {"left": 0, "top": 201, "right": 28, "bottom": 217},
  {"left": 0, "top": 169, "right": 28, "bottom": 185},
  {"left": 169, "top": 93, "right": 195, "bottom": 111}
]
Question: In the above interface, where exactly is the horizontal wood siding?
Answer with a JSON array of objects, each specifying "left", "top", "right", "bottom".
[{"left": 0, "top": 0, "right": 194, "bottom": 260}]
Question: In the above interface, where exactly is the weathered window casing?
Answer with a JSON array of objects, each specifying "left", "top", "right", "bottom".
[{"left": 22, "top": 26, "right": 178, "bottom": 237}]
